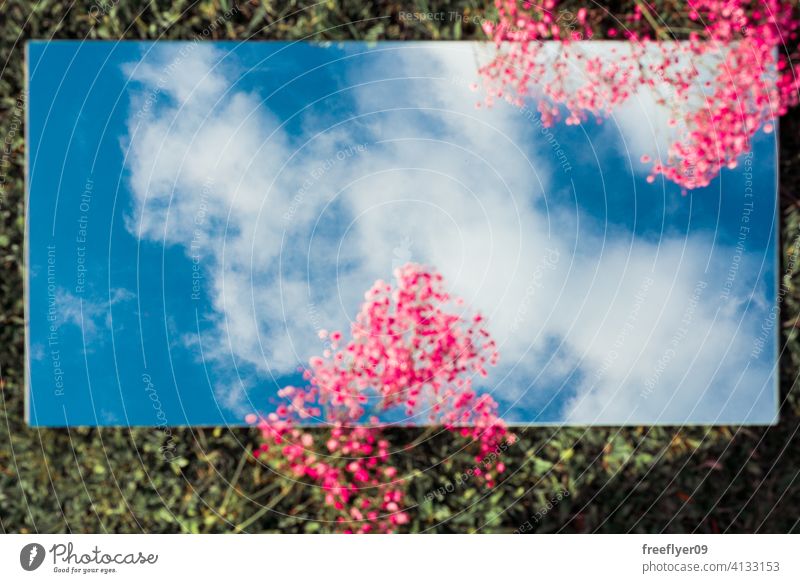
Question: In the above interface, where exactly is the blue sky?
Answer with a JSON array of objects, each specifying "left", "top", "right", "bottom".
[{"left": 27, "top": 41, "right": 778, "bottom": 426}]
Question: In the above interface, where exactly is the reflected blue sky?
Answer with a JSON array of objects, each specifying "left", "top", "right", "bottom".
[{"left": 27, "top": 41, "right": 777, "bottom": 426}]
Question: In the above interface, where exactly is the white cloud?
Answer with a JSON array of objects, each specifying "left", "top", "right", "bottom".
[
  {"left": 121, "top": 43, "right": 775, "bottom": 425},
  {"left": 56, "top": 288, "right": 136, "bottom": 341}
]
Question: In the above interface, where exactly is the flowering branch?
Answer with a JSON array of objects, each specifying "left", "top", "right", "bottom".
[
  {"left": 249, "top": 264, "right": 510, "bottom": 532},
  {"left": 478, "top": 0, "right": 799, "bottom": 190}
]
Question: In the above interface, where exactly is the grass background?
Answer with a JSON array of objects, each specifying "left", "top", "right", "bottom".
[{"left": 1, "top": 0, "right": 798, "bottom": 533}]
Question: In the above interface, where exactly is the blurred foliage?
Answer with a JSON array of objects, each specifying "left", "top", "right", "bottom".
[{"left": 0, "top": 0, "right": 798, "bottom": 533}]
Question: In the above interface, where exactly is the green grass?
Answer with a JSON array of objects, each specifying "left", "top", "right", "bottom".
[{"left": 1, "top": 0, "right": 799, "bottom": 533}]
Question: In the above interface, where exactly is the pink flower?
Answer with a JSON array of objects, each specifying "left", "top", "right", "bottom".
[
  {"left": 253, "top": 264, "right": 509, "bottom": 533},
  {"left": 392, "top": 512, "right": 410, "bottom": 525},
  {"left": 477, "top": 0, "right": 798, "bottom": 190}
]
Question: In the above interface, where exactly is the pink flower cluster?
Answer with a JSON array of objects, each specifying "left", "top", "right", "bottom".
[
  {"left": 479, "top": 0, "right": 799, "bottom": 189},
  {"left": 250, "top": 263, "right": 509, "bottom": 532},
  {"left": 255, "top": 413, "right": 408, "bottom": 533}
]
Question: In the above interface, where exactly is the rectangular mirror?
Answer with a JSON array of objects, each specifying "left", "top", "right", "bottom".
[{"left": 26, "top": 41, "right": 778, "bottom": 426}]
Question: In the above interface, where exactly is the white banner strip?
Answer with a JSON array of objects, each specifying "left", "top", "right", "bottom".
[{"left": 1, "top": 534, "right": 796, "bottom": 582}]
